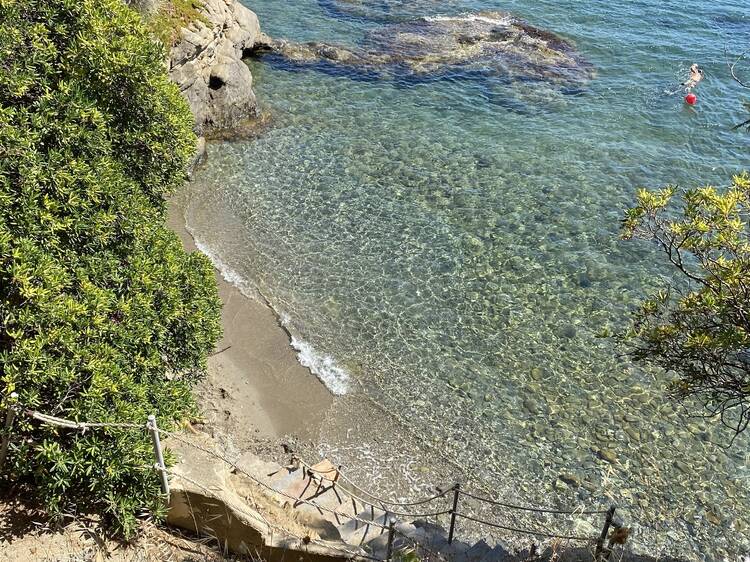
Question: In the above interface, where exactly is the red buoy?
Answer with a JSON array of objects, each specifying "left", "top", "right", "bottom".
[{"left": 685, "top": 93, "right": 697, "bottom": 105}]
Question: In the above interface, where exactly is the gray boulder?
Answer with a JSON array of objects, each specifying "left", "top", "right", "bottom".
[{"left": 169, "top": 0, "right": 261, "bottom": 137}]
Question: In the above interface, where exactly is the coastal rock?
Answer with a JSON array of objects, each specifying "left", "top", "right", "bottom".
[
  {"left": 169, "top": 0, "right": 261, "bottom": 136},
  {"left": 258, "top": 12, "right": 593, "bottom": 87}
]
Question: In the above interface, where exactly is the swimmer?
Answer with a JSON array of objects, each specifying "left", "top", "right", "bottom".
[{"left": 682, "top": 63, "right": 704, "bottom": 90}]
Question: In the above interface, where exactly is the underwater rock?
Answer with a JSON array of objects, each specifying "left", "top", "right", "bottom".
[
  {"left": 558, "top": 472, "right": 582, "bottom": 488},
  {"left": 256, "top": 12, "right": 593, "bottom": 87},
  {"left": 596, "top": 448, "right": 617, "bottom": 464},
  {"left": 364, "top": 13, "right": 592, "bottom": 82}
]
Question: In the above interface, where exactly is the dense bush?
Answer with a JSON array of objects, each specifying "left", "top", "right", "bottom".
[{"left": 0, "top": 0, "right": 221, "bottom": 535}]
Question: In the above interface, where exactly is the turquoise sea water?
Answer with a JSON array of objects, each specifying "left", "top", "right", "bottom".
[{"left": 185, "top": 1, "right": 750, "bottom": 558}]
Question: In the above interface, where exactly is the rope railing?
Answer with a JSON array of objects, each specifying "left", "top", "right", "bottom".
[
  {"left": 457, "top": 488, "right": 610, "bottom": 515},
  {"left": 26, "top": 410, "right": 146, "bottom": 430},
  {"left": 297, "top": 456, "right": 453, "bottom": 507},
  {"left": 294, "top": 456, "right": 453, "bottom": 518},
  {"left": 12, "top": 408, "right": 626, "bottom": 561},
  {"left": 296, "top": 452, "right": 609, "bottom": 518},
  {"left": 454, "top": 512, "right": 592, "bottom": 542},
  {"left": 158, "top": 428, "right": 395, "bottom": 532}
]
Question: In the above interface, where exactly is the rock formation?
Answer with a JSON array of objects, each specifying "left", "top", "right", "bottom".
[
  {"left": 169, "top": 0, "right": 261, "bottom": 139},
  {"left": 257, "top": 12, "right": 593, "bottom": 87}
]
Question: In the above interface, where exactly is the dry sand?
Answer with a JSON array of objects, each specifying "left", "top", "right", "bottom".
[{"left": 167, "top": 195, "right": 334, "bottom": 445}]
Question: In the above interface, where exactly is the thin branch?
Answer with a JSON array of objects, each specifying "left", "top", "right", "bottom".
[{"left": 725, "top": 45, "right": 750, "bottom": 89}]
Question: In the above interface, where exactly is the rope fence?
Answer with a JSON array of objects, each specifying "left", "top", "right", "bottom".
[
  {"left": 456, "top": 488, "right": 610, "bottom": 515},
  {"left": 297, "top": 452, "right": 621, "bottom": 559},
  {"left": 454, "top": 512, "right": 591, "bottom": 542},
  {"left": 5, "top": 407, "right": 628, "bottom": 562},
  {"left": 298, "top": 456, "right": 453, "bottom": 507}
]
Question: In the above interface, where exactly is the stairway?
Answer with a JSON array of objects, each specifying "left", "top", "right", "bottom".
[{"left": 238, "top": 455, "right": 515, "bottom": 562}]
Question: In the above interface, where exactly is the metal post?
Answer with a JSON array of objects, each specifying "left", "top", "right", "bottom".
[
  {"left": 386, "top": 517, "right": 396, "bottom": 561},
  {"left": 334, "top": 464, "right": 342, "bottom": 487},
  {"left": 447, "top": 483, "right": 460, "bottom": 544},
  {"left": 595, "top": 505, "right": 616, "bottom": 561},
  {"left": 147, "top": 414, "right": 170, "bottom": 499},
  {"left": 0, "top": 393, "right": 18, "bottom": 472}
]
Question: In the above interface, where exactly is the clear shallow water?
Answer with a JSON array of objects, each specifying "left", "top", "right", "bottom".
[{"left": 186, "top": 0, "right": 750, "bottom": 558}]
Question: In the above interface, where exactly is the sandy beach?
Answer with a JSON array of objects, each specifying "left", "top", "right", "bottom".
[{"left": 167, "top": 191, "right": 334, "bottom": 445}]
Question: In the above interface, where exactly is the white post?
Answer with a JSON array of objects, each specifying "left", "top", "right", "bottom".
[
  {"left": 147, "top": 414, "right": 170, "bottom": 499},
  {"left": 0, "top": 392, "right": 18, "bottom": 472}
]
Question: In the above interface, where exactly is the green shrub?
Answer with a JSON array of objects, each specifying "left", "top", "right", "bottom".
[
  {"left": 0, "top": 0, "right": 221, "bottom": 536},
  {"left": 144, "top": 0, "right": 207, "bottom": 47},
  {"left": 620, "top": 173, "right": 750, "bottom": 439}
]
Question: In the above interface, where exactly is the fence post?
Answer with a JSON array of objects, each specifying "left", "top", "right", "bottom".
[
  {"left": 147, "top": 414, "right": 170, "bottom": 499},
  {"left": 334, "top": 464, "right": 342, "bottom": 487},
  {"left": 0, "top": 392, "right": 18, "bottom": 472},
  {"left": 386, "top": 517, "right": 396, "bottom": 561},
  {"left": 595, "top": 505, "right": 616, "bottom": 561},
  {"left": 447, "top": 483, "right": 460, "bottom": 544}
]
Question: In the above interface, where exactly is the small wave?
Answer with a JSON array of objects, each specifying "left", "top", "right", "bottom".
[
  {"left": 422, "top": 13, "right": 514, "bottom": 27},
  {"left": 192, "top": 236, "right": 258, "bottom": 299},
  {"left": 191, "top": 234, "right": 350, "bottom": 396},
  {"left": 289, "top": 335, "right": 350, "bottom": 395}
]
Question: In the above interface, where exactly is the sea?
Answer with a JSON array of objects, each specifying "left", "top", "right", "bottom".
[{"left": 183, "top": 0, "right": 750, "bottom": 558}]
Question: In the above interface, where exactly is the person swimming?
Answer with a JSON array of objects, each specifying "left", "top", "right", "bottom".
[{"left": 682, "top": 63, "right": 703, "bottom": 91}]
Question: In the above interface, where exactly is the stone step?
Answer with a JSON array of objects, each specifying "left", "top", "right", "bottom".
[
  {"left": 270, "top": 467, "right": 308, "bottom": 498},
  {"left": 411, "top": 518, "right": 449, "bottom": 539},
  {"left": 235, "top": 454, "right": 284, "bottom": 486},
  {"left": 337, "top": 507, "right": 388, "bottom": 546},
  {"left": 394, "top": 521, "right": 418, "bottom": 538},
  {"left": 462, "top": 539, "right": 493, "bottom": 562},
  {"left": 441, "top": 539, "right": 473, "bottom": 559},
  {"left": 362, "top": 528, "right": 414, "bottom": 560},
  {"left": 387, "top": 523, "right": 448, "bottom": 554},
  {"left": 305, "top": 485, "right": 360, "bottom": 526},
  {"left": 478, "top": 544, "right": 512, "bottom": 562}
]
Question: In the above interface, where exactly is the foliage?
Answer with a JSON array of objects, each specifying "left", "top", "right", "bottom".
[
  {"left": 620, "top": 173, "right": 750, "bottom": 439},
  {"left": 0, "top": 0, "right": 221, "bottom": 536},
  {"left": 142, "top": 0, "right": 206, "bottom": 47}
]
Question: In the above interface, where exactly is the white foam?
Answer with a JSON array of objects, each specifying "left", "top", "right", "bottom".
[
  {"left": 422, "top": 13, "right": 513, "bottom": 26},
  {"left": 192, "top": 236, "right": 256, "bottom": 299},
  {"left": 191, "top": 234, "right": 350, "bottom": 396},
  {"left": 290, "top": 336, "right": 350, "bottom": 396}
]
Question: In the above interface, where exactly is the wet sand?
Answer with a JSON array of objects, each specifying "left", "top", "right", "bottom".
[{"left": 167, "top": 193, "right": 334, "bottom": 444}]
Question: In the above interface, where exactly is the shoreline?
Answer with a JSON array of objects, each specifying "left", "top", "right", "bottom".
[{"left": 167, "top": 189, "right": 334, "bottom": 444}]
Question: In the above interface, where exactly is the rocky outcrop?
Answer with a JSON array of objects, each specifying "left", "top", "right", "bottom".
[
  {"left": 257, "top": 12, "right": 593, "bottom": 87},
  {"left": 169, "top": 0, "right": 261, "bottom": 138}
]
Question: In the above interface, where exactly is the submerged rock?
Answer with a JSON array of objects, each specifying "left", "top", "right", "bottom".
[
  {"left": 364, "top": 13, "right": 592, "bottom": 82},
  {"left": 257, "top": 12, "right": 593, "bottom": 87}
]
